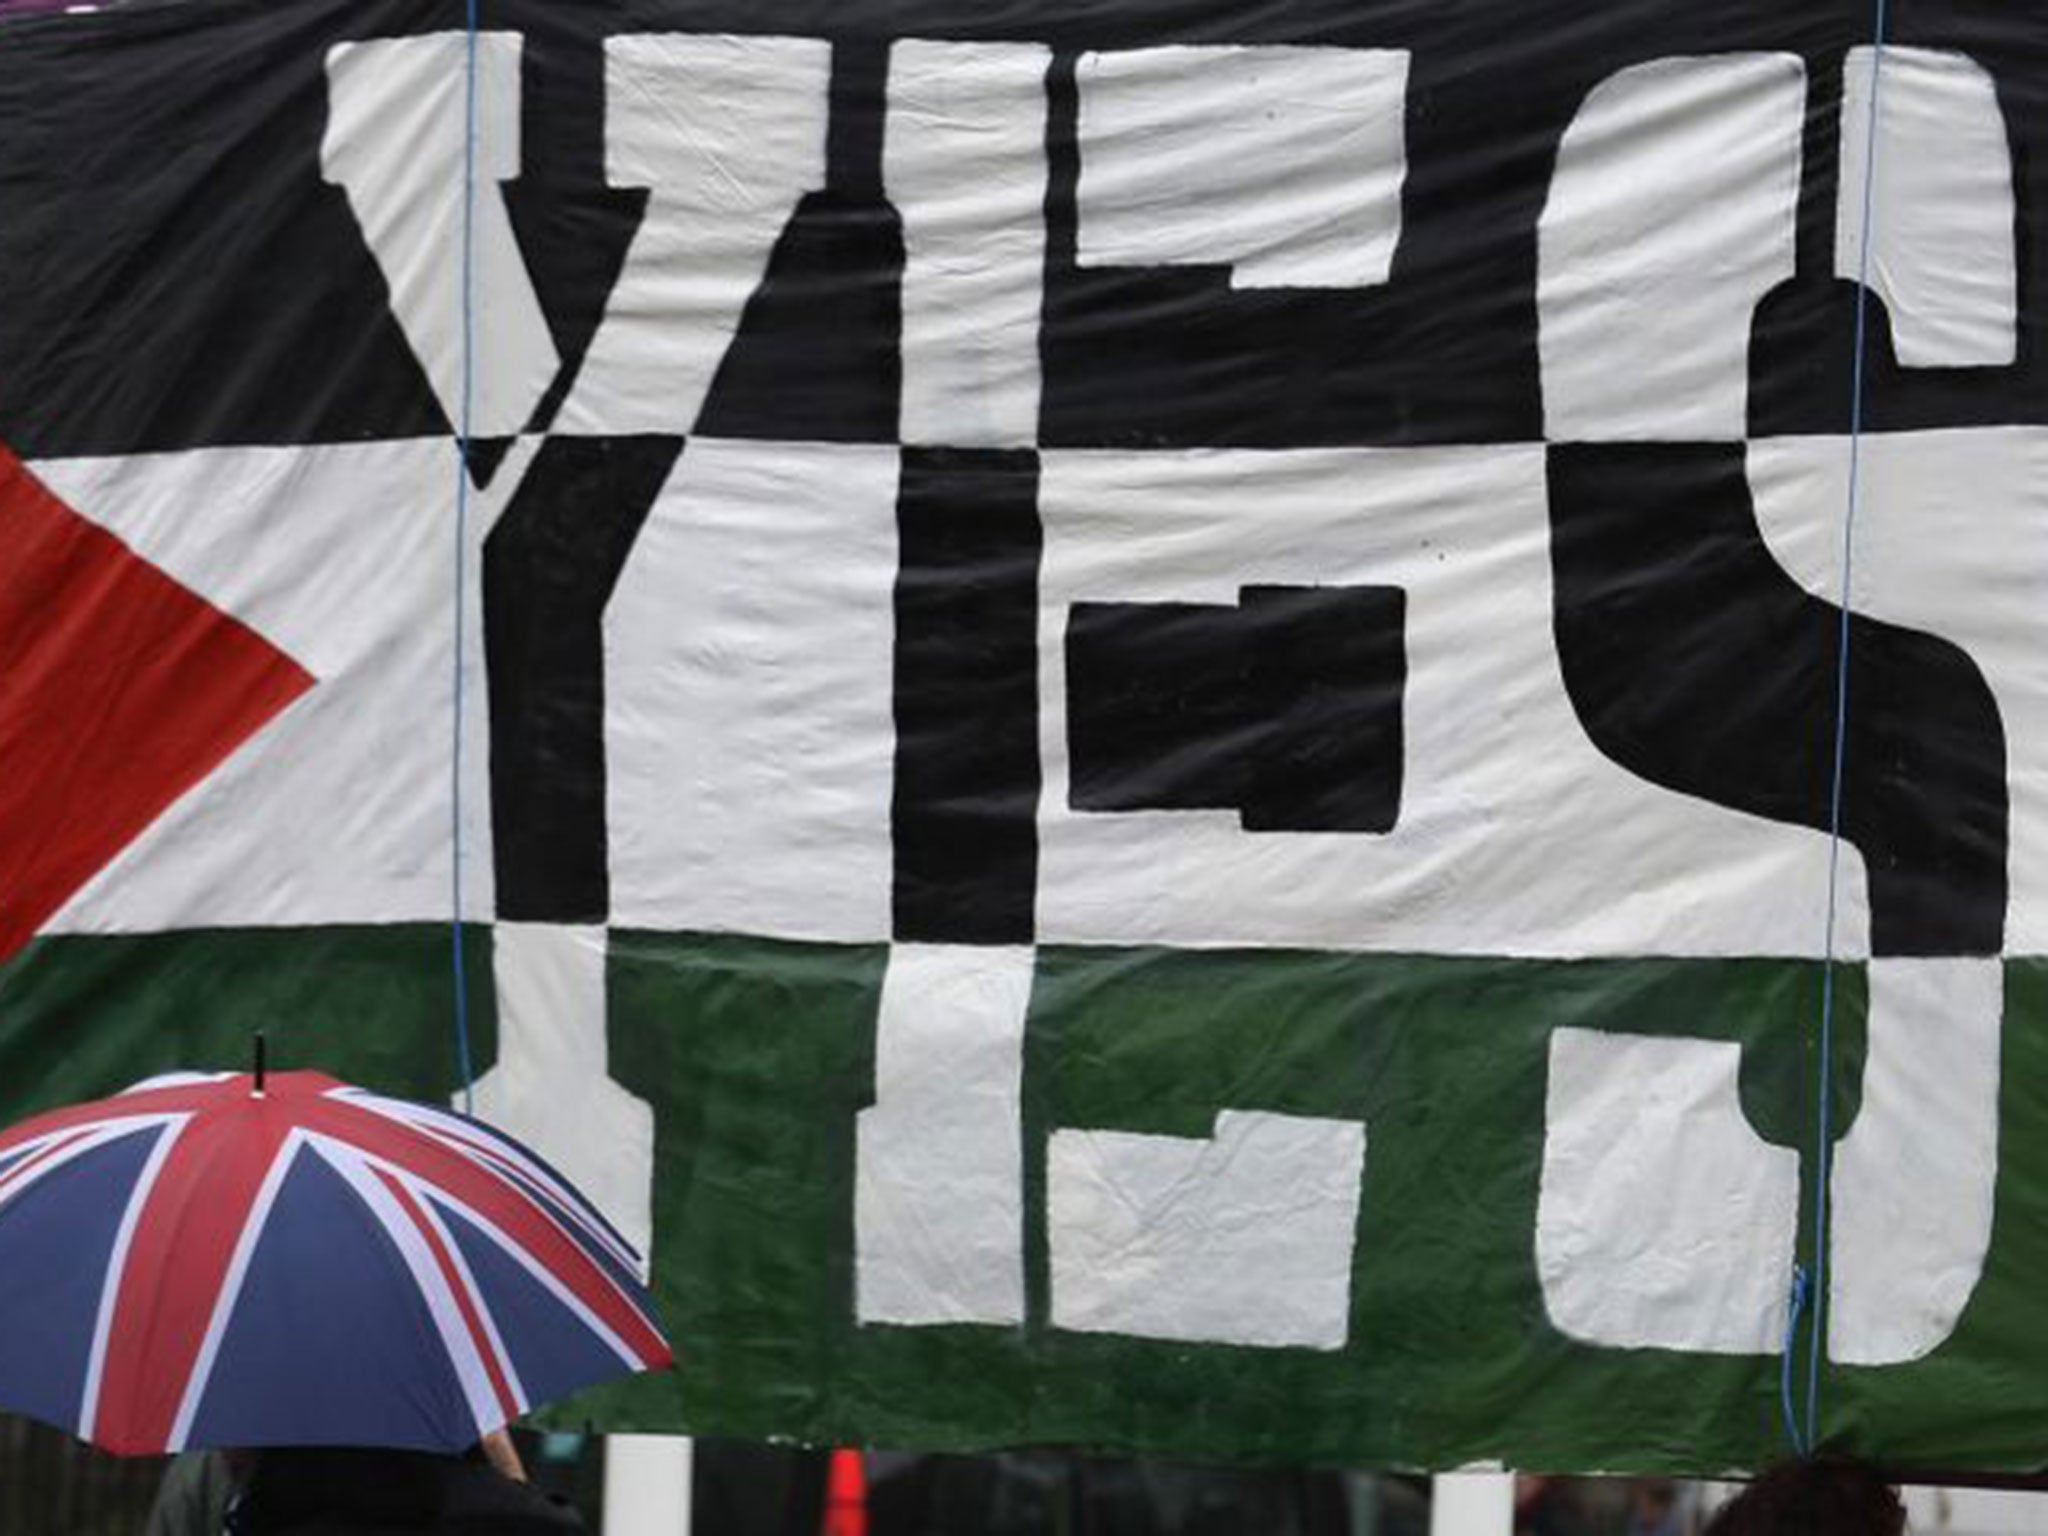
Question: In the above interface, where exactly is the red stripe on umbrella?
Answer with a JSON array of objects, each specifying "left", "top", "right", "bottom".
[
  {"left": 90, "top": 1099, "right": 291, "bottom": 1453},
  {"left": 301, "top": 1094, "right": 671, "bottom": 1367},
  {"left": 372, "top": 1165, "right": 525, "bottom": 1425}
]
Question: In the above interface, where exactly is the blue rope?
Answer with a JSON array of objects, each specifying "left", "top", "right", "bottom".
[
  {"left": 449, "top": 0, "right": 480, "bottom": 1115},
  {"left": 1781, "top": 1264, "right": 1811, "bottom": 1458},
  {"left": 1804, "top": 10, "right": 1889, "bottom": 1455}
]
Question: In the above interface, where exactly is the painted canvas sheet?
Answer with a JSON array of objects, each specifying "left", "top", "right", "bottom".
[{"left": 3, "top": 0, "right": 2046, "bottom": 1474}]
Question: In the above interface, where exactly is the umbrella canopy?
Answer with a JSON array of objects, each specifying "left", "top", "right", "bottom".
[{"left": 0, "top": 1069, "right": 671, "bottom": 1455}]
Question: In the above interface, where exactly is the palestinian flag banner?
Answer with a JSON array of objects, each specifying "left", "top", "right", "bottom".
[{"left": 4, "top": 0, "right": 2046, "bottom": 1476}]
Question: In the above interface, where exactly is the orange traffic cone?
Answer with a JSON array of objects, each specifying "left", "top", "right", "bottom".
[{"left": 821, "top": 1447, "right": 868, "bottom": 1536}]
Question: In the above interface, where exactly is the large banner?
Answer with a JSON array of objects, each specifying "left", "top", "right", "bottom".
[{"left": 3, "top": 0, "right": 2045, "bottom": 1475}]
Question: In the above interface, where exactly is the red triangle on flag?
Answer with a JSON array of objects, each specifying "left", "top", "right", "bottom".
[{"left": 0, "top": 445, "right": 316, "bottom": 961}]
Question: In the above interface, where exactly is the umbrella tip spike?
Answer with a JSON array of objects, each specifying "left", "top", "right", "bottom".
[{"left": 252, "top": 1031, "right": 267, "bottom": 1097}]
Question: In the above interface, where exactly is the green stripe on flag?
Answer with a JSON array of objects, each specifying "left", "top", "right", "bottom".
[
  {"left": 555, "top": 934, "right": 1880, "bottom": 1471},
  {"left": 0, "top": 925, "right": 496, "bottom": 1121},
  {"left": 17, "top": 927, "right": 2048, "bottom": 1472}
]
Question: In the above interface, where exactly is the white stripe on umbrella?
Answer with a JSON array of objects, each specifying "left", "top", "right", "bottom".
[
  {"left": 394, "top": 1169, "right": 531, "bottom": 1416},
  {"left": 312, "top": 1139, "right": 520, "bottom": 1440},
  {"left": 335, "top": 1091, "right": 645, "bottom": 1279},
  {"left": 330, "top": 1099, "right": 663, "bottom": 1352},
  {"left": 0, "top": 1118, "right": 171, "bottom": 1212},
  {"left": 372, "top": 1154, "right": 652, "bottom": 1372},
  {"left": 119, "top": 1073, "right": 240, "bottom": 1095}
]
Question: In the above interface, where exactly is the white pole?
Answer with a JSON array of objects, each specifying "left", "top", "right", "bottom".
[
  {"left": 602, "top": 1433, "right": 693, "bottom": 1536},
  {"left": 1430, "top": 1471, "right": 1514, "bottom": 1536}
]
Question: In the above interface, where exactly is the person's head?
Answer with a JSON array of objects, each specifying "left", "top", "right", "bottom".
[{"left": 1704, "top": 1458, "right": 1905, "bottom": 1536}]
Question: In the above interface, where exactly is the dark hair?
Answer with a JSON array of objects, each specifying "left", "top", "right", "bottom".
[{"left": 1704, "top": 1458, "right": 1905, "bottom": 1536}]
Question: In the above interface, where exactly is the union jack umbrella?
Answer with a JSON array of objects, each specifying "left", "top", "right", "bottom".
[{"left": 0, "top": 1068, "right": 672, "bottom": 1455}]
